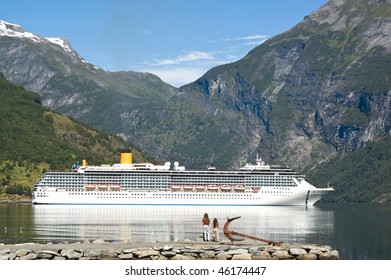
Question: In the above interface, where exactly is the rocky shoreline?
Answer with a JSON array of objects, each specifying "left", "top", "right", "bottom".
[
  {"left": 0, "top": 239, "right": 340, "bottom": 260},
  {"left": 0, "top": 194, "right": 31, "bottom": 203}
]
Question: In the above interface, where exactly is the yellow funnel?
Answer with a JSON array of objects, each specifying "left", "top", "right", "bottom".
[
  {"left": 120, "top": 149, "right": 132, "bottom": 164},
  {"left": 82, "top": 159, "right": 87, "bottom": 167}
]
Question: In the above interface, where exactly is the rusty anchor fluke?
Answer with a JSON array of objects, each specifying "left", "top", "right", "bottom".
[{"left": 223, "top": 216, "right": 282, "bottom": 246}]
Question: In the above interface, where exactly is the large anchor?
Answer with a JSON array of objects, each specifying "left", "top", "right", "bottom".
[{"left": 223, "top": 216, "right": 282, "bottom": 246}]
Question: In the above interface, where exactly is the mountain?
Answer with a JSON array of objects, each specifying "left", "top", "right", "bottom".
[
  {"left": 306, "top": 134, "right": 391, "bottom": 202},
  {"left": 0, "top": 73, "right": 151, "bottom": 190},
  {"left": 1, "top": 0, "right": 391, "bottom": 183},
  {"left": 0, "top": 19, "right": 243, "bottom": 168},
  {"left": 0, "top": 19, "right": 177, "bottom": 144},
  {"left": 183, "top": 0, "right": 391, "bottom": 169}
]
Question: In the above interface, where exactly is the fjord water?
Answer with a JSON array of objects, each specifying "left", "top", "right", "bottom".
[{"left": 1, "top": 203, "right": 390, "bottom": 260}]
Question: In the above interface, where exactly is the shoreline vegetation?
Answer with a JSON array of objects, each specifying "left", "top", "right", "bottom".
[{"left": 0, "top": 193, "right": 31, "bottom": 204}]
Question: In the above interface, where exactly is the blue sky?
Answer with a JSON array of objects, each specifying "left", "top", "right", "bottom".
[{"left": 1, "top": 0, "right": 328, "bottom": 87}]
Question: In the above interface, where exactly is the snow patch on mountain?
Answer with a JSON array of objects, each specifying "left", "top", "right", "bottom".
[
  {"left": 0, "top": 20, "right": 41, "bottom": 42},
  {"left": 46, "top": 37, "right": 73, "bottom": 53},
  {"left": 1, "top": 19, "right": 93, "bottom": 66}
]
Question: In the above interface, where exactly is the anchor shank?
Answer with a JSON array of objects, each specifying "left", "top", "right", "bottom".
[
  {"left": 229, "top": 230, "right": 281, "bottom": 246},
  {"left": 223, "top": 216, "right": 282, "bottom": 246}
]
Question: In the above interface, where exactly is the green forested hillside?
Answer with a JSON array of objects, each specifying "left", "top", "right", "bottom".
[
  {"left": 0, "top": 74, "right": 152, "bottom": 192},
  {"left": 306, "top": 135, "right": 391, "bottom": 203}
]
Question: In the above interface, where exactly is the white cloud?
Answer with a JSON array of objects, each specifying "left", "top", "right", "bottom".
[
  {"left": 135, "top": 34, "right": 268, "bottom": 87},
  {"left": 245, "top": 38, "right": 268, "bottom": 45},
  {"left": 143, "top": 67, "right": 207, "bottom": 87},
  {"left": 223, "top": 34, "right": 268, "bottom": 41},
  {"left": 148, "top": 51, "right": 215, "bottom": 66}
]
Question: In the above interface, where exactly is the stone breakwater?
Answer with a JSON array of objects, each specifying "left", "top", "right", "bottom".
[{"left": 0, "top": 240, "right": 339, "bottom": 260}]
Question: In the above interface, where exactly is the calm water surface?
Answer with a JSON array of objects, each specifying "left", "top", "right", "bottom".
[{"left": 1, "top": 203, "right": 390, "bottom": 259}]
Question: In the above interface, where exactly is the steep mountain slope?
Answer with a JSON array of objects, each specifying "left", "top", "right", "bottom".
[
  {"left": 306, "top": 134, "right": 391, "bottom": 202},
  {"left": 0, "top": 19, "right": 177, "bottom": 140},
  {"left": 0, "top": 73, "right": 150, "bottom": 189},
  {"left": 183, "top": 0, "right": 391, "bottom": 168}
]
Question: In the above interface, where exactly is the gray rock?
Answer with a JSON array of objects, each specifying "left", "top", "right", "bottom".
[
  {"left": 0, "top": 254, "right": 10, "bottom": 260},
  {"left": 262, "top": 246, "right": 277, "bottom": 253},
  {"left": 61, "top": 249, "right": 83, "bottom": 259},
  {"left": 213, "top": 245, "right": 231, "bottom": 251},
  {"left": 16, "top": 242, "right": 36, "bottom": 246},
  {"left": 309, "top": 249, "right": 324, "bottom": 255},
  {"left": 214, "top": 252, "right": 231, "bottom": 260},
  {"left": 201, "top": 245, "right": 216, "bottom": 250},
  {"left": 319, "top": 251, "right": 339, "bottom": 260},
  {"left": 123, "top": 248, "right": 137, "bottom": 254},
  {"left": 302, "top": 245, "right": 327, "bottom": 252},
  {"left": 37, "top": 253, "right": 54, "bottom": 259},
  {"left": 161, "top": 251, "right": 177, "bottom": 257},
  {"left": 253, "top": 251, "right": 272, "bottom": 259},
  {"left": 133, "top": 249, "right": 159, "bottom": 258},
  {"left": 0, "top": 249, "right": 11, "bottom": 255},
  {"left": 228, "top": 248, "right": 248, "bottom": 255},
  {"left": 118, "top": 253, "right": 134, "bottom": 259},
  {"left": 180, "top": 249, "right": 204, "bottom": 254},
  {"left": 290, "top": 248, "right": 308, "bottom": 256},
  {"left": 162, "top": 245, "right": 172, "bottom": 251},
  {"left": 183, "top": 252, "right": 198, "bottom": 258},
  {"left": 19, "top": 253, "right": 37, "bottom": 260},
  {"left": 249, "top": 247, "right": 259, "bottom": 254},
  {"left": 272, "top": 250, "right": 294, "bottom": 260},
  {"left": 92, "top": 239, "right": 106, "bottom": 244},
  {"left": 171, "top": 254, "right": 196, "bottom": 260},
  {"left": 331, "top": 250, "right": 339, "bottom": 258},
  {"left": 172, "top": 247, "right": 182, "bottom": 253},
  {"left": 200, "top": 250, "right": 215, "bottom": 259},
  {"left": 42, "top": 250, "right": 61, "bottom": 257},
  {"left": 296, "top": 253, "right": 318, "bottom": 260},
  {"left": 232, "top": 253, "right": 252, "bottom": 260},
  {"left": 83, "top": 249, "right": 101, "bottom": 258},
  {"left": 100, "top": 249, "right": 118, "bottom": 258},
  {"left": 15, "top": 249, "right": 32, "bottom": 257}
]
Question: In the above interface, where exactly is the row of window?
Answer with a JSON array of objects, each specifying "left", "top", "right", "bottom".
[{"left": 63, "top": 191, "right": 292, "bottom": 197}]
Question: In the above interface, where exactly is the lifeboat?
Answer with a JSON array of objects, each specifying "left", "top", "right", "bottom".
[
  {"left": 109, "top": 185, "right": 121, "bottom": 191},
  {"left": 208, "top": 185, "right": 219, "bottom": 192},
  {"left": 84, "top": 184, "right": 96, "bottom": 191},
  {"left": 97, "top": 185, "right": 109, "bottom": 191},
  {"left": 183, "top": 185, "right": 194, "bottom": 191},
  {"left": 195, "top": 185, "right": 206, "bottom": 192},
  {"left": 171, "top": 185, "right": 182, "bottom": 191},
  {"left": 234, "top": 185, "right": 246, "bottom": 192},
  {"left": 252, "top": 187, "right": 260, "bottom": 193},
  {"left": 220, "top": 185, "right": 232, "bottom": 192}
]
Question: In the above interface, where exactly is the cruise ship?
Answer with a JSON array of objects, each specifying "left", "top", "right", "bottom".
[{"left": 32, "top": 150, "right": 333, "bottom": 206}]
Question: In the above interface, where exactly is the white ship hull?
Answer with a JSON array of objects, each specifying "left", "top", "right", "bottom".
[
  {"left": 32, "top": 185, "right": 333, "bottom": 206},
  {"left": 32, "top": 151, "right": 334, "bottom": 206}
]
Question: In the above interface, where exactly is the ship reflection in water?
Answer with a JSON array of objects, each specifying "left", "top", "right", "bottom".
[{"left": 32, "top": 205, "right": 334, "bottom": 244}]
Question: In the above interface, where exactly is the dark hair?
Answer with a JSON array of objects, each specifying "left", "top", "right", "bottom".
[{"left": 212, "top": 218, "right": 219, "bottom": 228}]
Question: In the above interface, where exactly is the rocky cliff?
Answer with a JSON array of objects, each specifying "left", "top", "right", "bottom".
[{"left": 183, "top": 0, "right": 391, "bottom": 168}]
